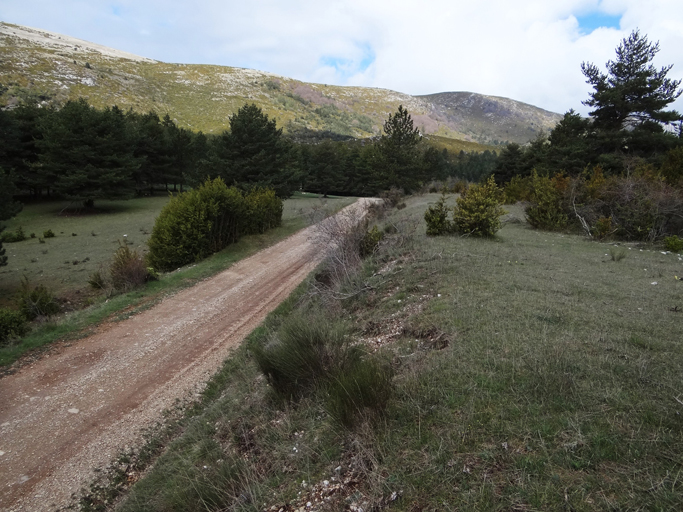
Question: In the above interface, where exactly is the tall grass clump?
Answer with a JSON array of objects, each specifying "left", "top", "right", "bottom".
[
  {"left": 252, "top": 312, "right": 359, "bottom": 399},
  {"left": 252, "top": 310, "right": 392, "bottom": 427},
  {"left": 325, "top": 357, "right": 393, "bottom": 427}
]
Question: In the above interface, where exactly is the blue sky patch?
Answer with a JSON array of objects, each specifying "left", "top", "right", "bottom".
[
  {"left": 320, "top": 43, "right": 375, "bottom": 79},
  {"left": 576, "top": 12, "right": 621, "bottom": 33}
]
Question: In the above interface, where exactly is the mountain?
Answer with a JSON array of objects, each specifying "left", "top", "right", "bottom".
[{"left": 0, "top": 22, "right": 562, "bottom": 146}]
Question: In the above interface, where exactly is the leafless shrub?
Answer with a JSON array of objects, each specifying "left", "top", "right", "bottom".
[
  {"left": 309, "top": 200, "right": 382, "bottom": 304},
  {"left": 379, "top": 187, "right": 404, "bottom": 207}
]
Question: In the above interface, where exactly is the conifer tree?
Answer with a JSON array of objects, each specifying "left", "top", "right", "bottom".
[
  {"left": 37, "top": 99, "right": 139, "bottom": 208},
  {"left": 375, "top": 105, "right": 425, "bottom": 191},
  {"left": 581, "top": 30, "right": 682, "bottom": 131},
  {"left": 213, "top": 103, "right": 301, "bottom": 198}
]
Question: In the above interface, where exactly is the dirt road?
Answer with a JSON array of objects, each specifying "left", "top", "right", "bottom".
[{"left": 0, "top": 199, "right": 373, "bottom": 511}]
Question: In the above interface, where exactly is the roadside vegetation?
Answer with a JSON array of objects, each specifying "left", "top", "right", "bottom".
[
  {"left": 0, "top": 193, "right": 355, "bottom": 366},
  {"left": 103, "top": 193, "right": 683, "bottom": 511}
]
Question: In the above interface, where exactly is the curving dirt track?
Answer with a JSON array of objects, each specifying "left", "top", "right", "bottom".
[{"left": 0, "top": 199, "right": 374, "bottom": 512}]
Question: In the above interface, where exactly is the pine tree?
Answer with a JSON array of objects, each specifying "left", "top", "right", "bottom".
[
  {"left": 219, "top": 103, "right": 301, "bottom": 198},
  {"left": 37, "top": 99, "right": 139, "bottom": 208},
  {"left": 306, "top": 140, "right": 345, "bottom": 197},
  {"left": 375, "top": 105, "right": 425, "bottom": 192},
  {"left": 581, "top": 30, "right": 682, "bottom": 131}
]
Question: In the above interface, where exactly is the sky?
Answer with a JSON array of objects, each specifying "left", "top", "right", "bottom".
[{"left": 1, "top": 0, "right": 683, "bottom": 116}]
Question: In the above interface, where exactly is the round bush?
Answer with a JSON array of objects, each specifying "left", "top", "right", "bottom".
[
  {"left": 452, "top": 176, "right": 506, "bottom": 237},
  {"left": 147, "top": 179, "right": 246, "bottom": 271},
  {"left": 0, "top": 308, "right": 28, "bottom": 346}
]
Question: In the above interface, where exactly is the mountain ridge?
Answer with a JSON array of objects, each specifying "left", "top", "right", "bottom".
[{"left": 0, "top": 22, "right": 562, "bottom": 146}]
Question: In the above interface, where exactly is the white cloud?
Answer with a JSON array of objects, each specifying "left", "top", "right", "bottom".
[{"left": 1, "top": 0, "right": 682, "bottom": 116}]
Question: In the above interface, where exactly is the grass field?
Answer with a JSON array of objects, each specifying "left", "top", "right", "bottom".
[
  {"left": 0, "top": 192, "right": 355, "bottom": 366},
  {"left": 111, "top": 194, "right": 683, "bottom": 512}
]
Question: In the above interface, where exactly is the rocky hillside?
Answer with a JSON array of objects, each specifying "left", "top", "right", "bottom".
[
  {"left": 420, "top": 92, "right": 562, "bottom": 146},
  {"left": 0, "top": 22, "right": 561, "bottom": 145}
]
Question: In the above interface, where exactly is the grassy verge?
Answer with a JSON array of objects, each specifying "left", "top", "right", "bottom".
[
  {"left": 112, "top": 193, "right": 683, "bottom": 512},
  {"left": 0, "top": 193, "right": 355, "bottom": 368}
]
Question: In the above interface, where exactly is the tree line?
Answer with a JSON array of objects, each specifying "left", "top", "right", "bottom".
[{"left": 0, "top": 99, "right": 497, "bottom": 207}]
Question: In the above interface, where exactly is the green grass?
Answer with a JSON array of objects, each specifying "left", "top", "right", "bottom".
[
  {"left": 113, "top": 193, "right": 683, "bottom": 511},
  {"left": 1, "top": 196, "right": 171, "bottom": 303},
  {"left": 0, "top": 193, "right": 355, "bottom": 367}
]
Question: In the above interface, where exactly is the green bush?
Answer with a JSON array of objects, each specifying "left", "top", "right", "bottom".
[
  {"left": 503, "top": 175, "right": 533, "bottom": 204},
  {"left": 1, "top": 226, "right": 26, "bottom": 243},
  {"left": 593, "top": 216, "right": 614, "bottom": 240},
  {"left": 664, "top": 235, "right": 683, "bottom": 252},
  {"left": 43, "top": 229, "right": 55, "bottom": 238},
  {"left": 452, "top": 176, "right": 506, "bottom": 237},
  {"left": 242, "top": 187, "right": 283, "bottom": 235},
  {"left": 148, "top": 179, "right": 283, "bottom": 271},
  {"left": 424, "top": 193, "right": 453, "bottom": 236},
  {"left": 525, "top": 171, "right": 568, "bottom": 231},
  {"left": 18, "top": 277, "right": 60, "bottom": 319},
  {"left": 0, "top": 308, "right": 28, "bottom": 346},
  {"left": 359, "top": 225, "right": 384, "bottom": 257},
  {"left": 110, "top": 243, "right": 153, "bottom": 291},
  {"left": 324, "top": 357, "right": 393, "bottom": 427}
]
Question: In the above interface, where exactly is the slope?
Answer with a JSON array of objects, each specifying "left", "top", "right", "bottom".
[{"left": 1, "top": 22, "right": 560, "bottom": 145}]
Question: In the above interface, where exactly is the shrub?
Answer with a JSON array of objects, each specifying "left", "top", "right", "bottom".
[
  {"left": 424, "top": 193, "right": 452, "bottom": 236},
  {"left": 664, "top": 235, "right": 683, "bottom": 252},
  {"left": 593, "top": 217, "right": 614, "bottom": 240},
  {"left": 1, "top": 226, "right": 26, "bottom": 243},
  {"left": 0, "top": 308, "right": 28, "bottom": 346},
  {"left": 110, "top": 243, "right": 152, "bottom": 291},
  {"left": 359, "top": 225, "right": 384, "bottom": 257},
  {"left": 449, "top": 179, "right": 468, "bottom": 195},
  {"left": 325, "top": 357, "right": 393, "bottom": 427},
  {"left": 18, "top": 277, "right": 60, "bottom": 319},
  {"left": 504, "top": 175, "right": 532, "bottom": 204},
  {"left": 252, "top": 312, "right": 359, "bottom": 399},
  {"left": 147, "top": 178, "right": 247, "bottom": 271},
  {"left": 452, "top": 176, "right": 505, "bottom": 236},
  {"left": 600, "top": 175, "right": 681, "bottom": 241},
  {"left": 88, "top": 270, "right": 106, "bottom": 290},
  {"left": 43, "top": 229, "right": 55, "bottom": 238},
  {"left": 379, "top": 187, "right": 405, "bottom": 208},
  {"left": 584, "top": 166, "right": 607, "bottom": 199},
  {"left": 242, "top": 187, "right": 283, "bottom": 235},
  {"left": 525, "top": 171, "right": 569, "bottom": 231}
]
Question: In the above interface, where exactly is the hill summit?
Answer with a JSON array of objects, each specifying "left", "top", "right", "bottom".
[{"left": 0, "top": 22, "right": 561, "bottom": 144}]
